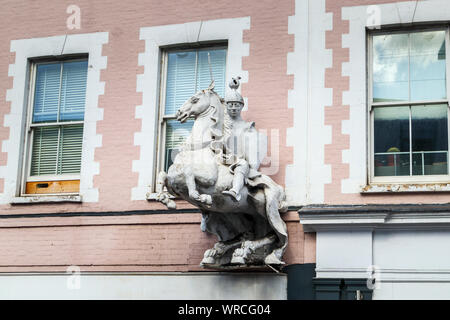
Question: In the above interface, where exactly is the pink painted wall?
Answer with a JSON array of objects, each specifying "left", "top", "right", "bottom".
[
  {"left": 0, "top": 0, "right": 445, "bottom": 273},
  {"left": 0, "top": 0, "right": 294, "bottom": 214},
  {"left": 0, "top": 0, "right": 312, "bottom": 272}
]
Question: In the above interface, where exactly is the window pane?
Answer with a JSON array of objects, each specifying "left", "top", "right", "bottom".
[
  {"left": 411, "top": 104, "right": 448, "bottom": 175},
  {"left": 30, "top": 126, "right": 59, "bottom": 176},
  {"left": 30, "top": 125, "right": 83, "bottom": 176},
  {"left": 162, "top": 47, "right": 227, "bottom": 171},
  {"left": 59, "top": 61, "right": 88, "bottom": 121},
  {"left": 165, "top": 51, "right": 197, "bottom": 115},
  {"left": 164, "top": 120, "right": 194, "bottom": 171},
  {"left": 33, "top": 63, "right": 61, "bottom": 123},
  {"left": 373, "top": 34, "right": 409, "bottom": 102},
  {"left": 58, "top": 125, "right": 83, "bottom": 174},
  {"left": 197, "top": 49, "right": 227, "bottom": 97},
  {"left": 410, "top": 31, "right": 446, "bottom": 101},
  {"left": 165, "top": 48, "right": 227, "bottom": 116},
  {"left": 374, "top": 106, "right": 410, "bottom": 176}
]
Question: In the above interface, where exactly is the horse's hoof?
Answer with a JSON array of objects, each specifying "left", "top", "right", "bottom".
[
  {"left": 201, "top": 249, "right": 217, "bottom": 266},
  {"left": 189, "top": 190, "right": 201, "bottom": 201},
  {"left": 204, "top": 249, "right": 217, "bottom": 257},
  {"left": 199, "top": 194, "right": 212, "bottom": 205},
  {"left": 231, "top": 248, "right": 246, "bottom": 265},
  {"left": 264, "top": 252, "right": 285, "bottom": 265},
  {"left": 201, "top": 257, "right": 216, "bottom": 265},
  {"left": 166, "top": 200, "right": 176, "bottom": 210},
  {"left": 230, "top": 256, "right": 246, "bottom": 265}
]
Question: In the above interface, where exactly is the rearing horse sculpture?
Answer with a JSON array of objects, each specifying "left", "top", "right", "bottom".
[{"left": 155, "top": 81, "right": 288, "bottom": 267}]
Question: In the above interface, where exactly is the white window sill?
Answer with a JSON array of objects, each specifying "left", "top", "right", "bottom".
[
  {"left": 11, "top": 195, "right": 82, "bottom": 204},
  {"left": 361, "top": 184, "right": 450, "bottom": 193}
]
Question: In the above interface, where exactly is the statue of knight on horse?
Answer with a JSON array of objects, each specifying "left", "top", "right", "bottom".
[{"left": 154, "top": 76, "right": 288, "bottom": 267}]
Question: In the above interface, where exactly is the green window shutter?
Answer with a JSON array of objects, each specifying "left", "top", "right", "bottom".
[
  {"left": 30, "top": 127, "right": 59, "bottom": 176},
  {"left": 30, "top": 125, "right": 84, "bottom": 176},
  {"left": 164, "top": 119, "right": 194, "bottom": 170},
  {"left": 58, "top": 125, "right": 84, "bottom": 174},
  {"left": 165, "top": 120, "right": 194, "bottom": 150}
]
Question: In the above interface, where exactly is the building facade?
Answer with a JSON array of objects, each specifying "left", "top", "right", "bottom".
[{"left": 0, "top": 0, "right": 449, "bottom": 299}]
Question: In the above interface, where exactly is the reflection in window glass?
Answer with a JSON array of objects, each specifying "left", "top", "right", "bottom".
[
  {"left": 374, "top": 104, "right": 449, "bottom": 177},
  {"left": 411, "top": 104, "right": 448, "bottom": 175},
  {"left": 372, "top": 30, "right": 449, "bottom": 179},
  {"left": 373, "top": 34, "right": 409, "bottom": 102},
  {"left": 410, "top": 31, "right": 446, "bottom": 101},
  {"left": 373, "top": 30, "right": 447, "bottom": 102},
  {"left": 374, "top": 106, "right": 410, "bottom": 176}
]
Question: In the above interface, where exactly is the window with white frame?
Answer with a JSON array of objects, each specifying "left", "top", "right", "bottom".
[
  {"left": 370, "top": 29, "right": 449, "bottom": 183},
  {"left": 23, "top": 58, "right": 88, "bottom": 195},
  {"left": 158, "top": 46, "right": 227, "bottom": 172}
]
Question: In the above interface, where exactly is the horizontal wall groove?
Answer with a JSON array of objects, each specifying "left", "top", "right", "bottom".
[
  {"left": 0, "top": 210, "right": 299, "bottom": 228},
  {"left": 0, "top": 208, "right": 200, "bottom": 219},
  {"left": 0, "top": 264, "right": 190, "bottom": 268}
]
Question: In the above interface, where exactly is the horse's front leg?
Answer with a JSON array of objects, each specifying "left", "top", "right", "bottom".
[
  {"left": 154, "top": 171, "right": 176, "bottom": 209},
  {"left": 183, "top": 165, "right": 201, "bottom": 201},
  {"left": 183, "top": 165, "right": 212, "bottom": 205},
  {"left": 180, "top": 150, "right": 214, "bottom": 205}
]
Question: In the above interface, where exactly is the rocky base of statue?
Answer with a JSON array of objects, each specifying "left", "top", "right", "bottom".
[{"left": 200, "top": 234, "right": 285, "bottom": 268}]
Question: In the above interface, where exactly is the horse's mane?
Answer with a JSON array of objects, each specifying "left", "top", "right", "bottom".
[
  {"left": 205, "top": 90, "right": 232, "bottom": 163},
  {"left": 207, "top": 90, "right": 224, "bottom": 141}
]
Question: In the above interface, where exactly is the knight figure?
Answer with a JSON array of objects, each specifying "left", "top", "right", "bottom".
[{"left": 222, "top": 76, "right": 262, "bottom": 202}]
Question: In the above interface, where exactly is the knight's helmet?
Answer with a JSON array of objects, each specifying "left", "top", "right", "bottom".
[{"left": 225, "top": 76, "right": 244, "bottom": 105}]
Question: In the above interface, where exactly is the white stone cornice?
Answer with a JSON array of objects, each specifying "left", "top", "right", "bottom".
[
  {"left": 316, "top": 267, "right": 450, "bottom": 282},
  {"left": 300, "top": 210, "right": 450, "bottom": 231},
  {"left": 299, "top": 212, "right": 388, "bottom": 231}
]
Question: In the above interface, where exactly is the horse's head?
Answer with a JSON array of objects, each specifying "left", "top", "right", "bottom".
[{"left": 176, "top": 81, "right": 219, "bottom": 123}]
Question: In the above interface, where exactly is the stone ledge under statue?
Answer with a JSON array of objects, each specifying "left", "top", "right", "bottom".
[{"left": 153, "top": 77, "right": 288, "bottom": 268}]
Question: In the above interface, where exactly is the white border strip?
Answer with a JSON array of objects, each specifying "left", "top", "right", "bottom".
[
  {"left": 286, "top": 0, "right": 332, "bottom": 205},
  {"left": 132, "top": 17, "right": 250, "bottom": 200}
]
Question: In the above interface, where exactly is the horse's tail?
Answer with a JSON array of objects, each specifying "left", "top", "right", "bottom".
[
  {"left": 154, "top": 171, "right": 176, "bottom": 209},
  {"left": 247, "top": 174, "right": 288, "bottom": 264}
]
